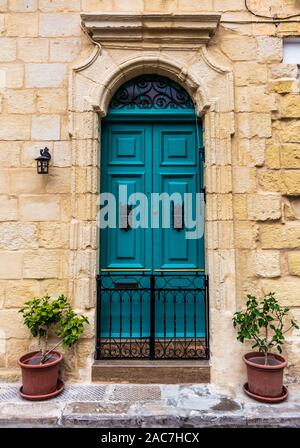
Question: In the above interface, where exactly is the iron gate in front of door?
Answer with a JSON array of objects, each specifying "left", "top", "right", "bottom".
[{"left": 96, "top": 272, "right": 209, "bottom": 360}]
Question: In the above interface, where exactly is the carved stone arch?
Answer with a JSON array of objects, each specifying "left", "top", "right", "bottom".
[
  {"left": 69, "top": 14, "right": 241, "bottom": 385},
  {"left": 94, "top": 55, "right": 211, "bottom": 116}
]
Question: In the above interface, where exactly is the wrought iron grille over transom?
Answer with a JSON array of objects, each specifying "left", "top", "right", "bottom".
[
  {"left": 109, "top": 74, "right": 194, "bottom": 110},
  {"left": 96, "top": 273, "right": 209, "bottom": 360}
]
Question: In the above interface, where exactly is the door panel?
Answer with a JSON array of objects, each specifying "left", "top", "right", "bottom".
[
  {"left": 100, "top": 120, "right": 205, "bottom": 340},
  {"left": 101, "top": 123, "right": 152, "bottom": 270},
  {"left": 153, "top": 123, "right": 204, "bottom": 270}
]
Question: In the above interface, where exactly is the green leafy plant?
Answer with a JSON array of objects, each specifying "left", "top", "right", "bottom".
[
  {"left": 19, "top": 294, "right": 89, "bottom": 364},
  {"left": 233, "top": 292, "right": 298, "bottom": 365}
]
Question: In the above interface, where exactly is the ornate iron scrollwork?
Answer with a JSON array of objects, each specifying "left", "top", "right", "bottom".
[{"left": 110, "top": 74, "right": 194, "bottom": 110}]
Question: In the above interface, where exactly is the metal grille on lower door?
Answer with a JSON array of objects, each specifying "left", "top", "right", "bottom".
[{"left": 96, "top": 273, "right": 209, "bottom": 360}]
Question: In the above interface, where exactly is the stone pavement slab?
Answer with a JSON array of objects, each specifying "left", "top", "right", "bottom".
[{"left": 0, "top": 383, "right": 299, "bottom": 428}]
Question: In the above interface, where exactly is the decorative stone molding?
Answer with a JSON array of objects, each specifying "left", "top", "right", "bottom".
[
  {"left": 69, "top": 23, "right": 238, "bottom": 383},
  {"left": 81, "top": 13, "right": 221, "bottom": 49}
]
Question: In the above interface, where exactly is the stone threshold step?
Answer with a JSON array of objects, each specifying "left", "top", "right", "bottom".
[{"left": 92, "top": 360, "right": 210, "bottom": 384}]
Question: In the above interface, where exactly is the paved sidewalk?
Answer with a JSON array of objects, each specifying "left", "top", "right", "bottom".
[{"left": 0, "top": 382, "right": 300, "bottom": 427}]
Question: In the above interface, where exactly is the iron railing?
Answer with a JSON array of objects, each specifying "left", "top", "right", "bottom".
[{"left": 96, "top": 272, "right": 209, "bottom": 360}]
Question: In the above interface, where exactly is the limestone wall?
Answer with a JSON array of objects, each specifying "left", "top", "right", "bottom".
[{"left": 0, "top": 1, "right": 300, "bottom": 386}]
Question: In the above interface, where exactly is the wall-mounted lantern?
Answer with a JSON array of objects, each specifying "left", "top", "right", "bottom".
[{"left": 35, "top": 147, "right": 51, "bottom": 174}]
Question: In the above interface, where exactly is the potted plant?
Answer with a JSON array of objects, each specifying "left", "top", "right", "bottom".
[
  {"left": 233, "top": 292, "right": 298, "bottom": 403},
  {"left": 18, "top": 294, "right": 89, "bottom": 400}
]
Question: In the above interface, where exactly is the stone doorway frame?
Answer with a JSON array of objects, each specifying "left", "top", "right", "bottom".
[{"left": 68, "top": 13, "right": 239, "bottom": 384}]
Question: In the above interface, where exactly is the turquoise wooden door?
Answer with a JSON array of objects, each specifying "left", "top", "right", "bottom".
[
  {"left": 99, "top": 74, "right": 206, "bottom": 349},
  {"left": 101, "top": 121, "right": 204, "bottom": 272},
  {"left": 100, "top": 120, "right": 205, "bottom": 339}
]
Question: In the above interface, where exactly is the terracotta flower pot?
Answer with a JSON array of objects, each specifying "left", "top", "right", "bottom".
[
  {"left": 18, "top": 350, "right": 63, "bottom": 398},
  {"left": 243, "top": 352, "right": 287, "bottom": 399}
]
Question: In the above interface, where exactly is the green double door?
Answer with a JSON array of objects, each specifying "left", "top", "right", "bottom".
[{"left": 100, "top": 119, "right": 205, "bottom": 338}]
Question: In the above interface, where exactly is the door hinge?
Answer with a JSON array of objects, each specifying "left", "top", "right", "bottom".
[{"left": 201, "top": 186, "right": 206, "bottom": 202}]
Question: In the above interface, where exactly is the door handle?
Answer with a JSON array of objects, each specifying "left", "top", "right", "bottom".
[
  {"left": 120, "top": 204, "right": 133, "bottom": 231},
  {"left": 172, "top": 202, "right": 184, "bottom": 231}
]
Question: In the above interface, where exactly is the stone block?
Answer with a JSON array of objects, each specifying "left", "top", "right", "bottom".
[
  {"left": 288, "top": 252, "right": 300, "bottom": 276},
  {"left": 0, "top": 64, "right": 24, "bottom": 88},
  {"left": 18, "top": 38, "right": 49, "bottom": 63},
  {"left": 0, "top": 309, "right": 29, "bottom": 338},
  {"left": 37, "top": 89, "right": 67, "bottom": 113},
  {"left": 39, "top": 13, "right": 80, "bottom": 37},
  {"left": 6, "top": 339, "right": 31, "bottom": 368},
  {"left": 232, "top": 167, "right": 256, "bottom": 193},
  {"left": 234, "top": 221, "right": 257, "bottom": 249},
  {"left": 270, "top": 64, "right": 298, "bottom": 79},
  {"left": 50, "top": 38, "right": 81, "bottom": 62},
  {"left": 265, "top": 144, "right": 280, "bottom": 169},
  {"left": 237, "top": 113, "right": 272, "bottom": 138},
  {"left": 279, "top": 95, "right": 300, "bottom": 118},
  {"left": 143, "top": 0, "right": 174, "bottom": 12},
  {"left": 0, "top": 115, "right": 31, "bottom": 140},
  {"left": 25, "top": 63, "right": 66, "bottom": 88},
  {"left": 0, "top": 222, "right": 38, "bottom": 250},
  {"left": 0, "top": 369, "right": 20, "bottom": 382},
  {"left": 254, "top": 250, "right": 281, "bottom": 278},
  {"left": 9, "top": 0, "right": 37, "bottom": 11},
  {"left": 247, "top": 194, "right": 281, "bottom": 221},
  {"left": 233, "top": 194, "right": 247, "bottom": 220},
  {"left": 61, "top": 195, "right": 72, "bottom": 222},
  {"left": 23, "top": 250, "right": 61, "bottom": 279},
  {"left": 73, "top": 112, "right": 96, "bottom": 140},
  {"left": 4, "top": 280, "right": 39, "bottom": 308},
  {"left": 206, "top": 194, "right": 233, "bottom": 221},
  {"left": 206, "top": 166, "right": 232, "bottom": 194},
  {"left": 81, "top": 0, "right": 112, "bottom": 10},
  {"left": 38, "top": 222, "right": 69, "bottom": 248},
  {"left": 76, "top": 339, "right": 93, "bottom": 369},
  {"left": 20, "top": 195, "right": 61, "bottom": 221},
  {"left": 281, "top": 144, "right": 300, "bottom": 168},
  {"left": 221, "top": 37, "right": 257, "bottom": 61},
  {"left": 258, "top": 170, "right": 282, "bottom": 192},
  {"left": 235, "top": 86, "right": 276, "bottom": 113},
  {"left": 31, "top": 115, "right": 60, "bottom": 140},
  {"left": 6, "top": 13, "right": 38, "bottom": 37},
  {"left": 0, "top": 170, "right": 9, "bottom": 194},
  {"left": 0, "top": 0, "right": 7, "bottom": 12},
  {"left": 39, "top": 0, "right": 80, "bottom": 10},
  {"left": 0, "top": 252, "right": 22, "bottom": 279},
  {"left": 260, "top": 278, "right": 300, "bottom": 307},
  {"left": 278, "top": 120, "right": 300, "bottom": 143},
  {"left": 283, "top": 200, "right": 297, "bottom": 221},
  {"left": 0, "top": 38, "right": 16, "bottom": 62},
  {"left": 60, "top": 114, "right": 69, "bottom": 140},
  {"left": 7, "top": 89, "right": 36, "bottom": 114},
  {"left": 282, "top": 171, "right": 300, "bottom": 195},
  {"left": 53, "top": 141, "right": 71, "bottom": 167},
  {"left": 270, "top": 79, "right": 299, "bottom": 94},
  {"left": 0, "top": 196, "right": 18, "bottom": 221},
  {"left": 257, "top": 36, "right": 282, "bottom": 63},
  {"left": 39, "top": 279, "right": 69, "bottom": 297},
  {"left": 213, "top": 0, "right": 244, "bottom": 10},
  {"left": 260, "top": 223, "right": 300, "bottom": 249},
  {"left": 45, "top": 168, "right": 71, "bottom": 193},
  {"left": 236, "top": 138, "right": 265, "bottom": 167}
]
